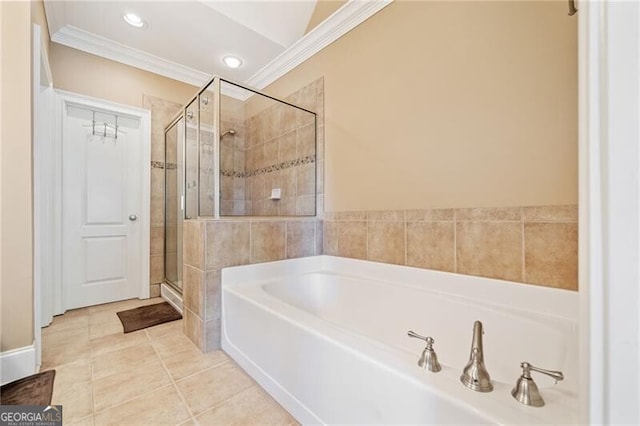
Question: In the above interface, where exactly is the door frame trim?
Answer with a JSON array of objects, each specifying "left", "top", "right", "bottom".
[{"left": 51, "top": 90, "right": 151, "bottom": 314}]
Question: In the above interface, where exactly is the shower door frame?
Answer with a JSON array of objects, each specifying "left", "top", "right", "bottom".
[{"left": 163, "top": 113, "right": 186, "bottom": 293}]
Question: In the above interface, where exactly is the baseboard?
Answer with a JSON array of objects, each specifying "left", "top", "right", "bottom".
[
  {"left": 0, "top": 343, "right": 37, "bottom": 386},
  {"left": 161, "top": 283, "right": 183, "bottom": 314}
]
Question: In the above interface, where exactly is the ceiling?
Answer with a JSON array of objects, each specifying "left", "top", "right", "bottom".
[{"left": 44, "top": 1, "right": 319, "bottom": 87}]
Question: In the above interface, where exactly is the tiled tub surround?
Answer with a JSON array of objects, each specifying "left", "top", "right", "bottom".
[
  {"left": 323, "top": 205, "right": 578, "bottom": 290},
  {"left": 182, "top": 218, "right": 323, "bottom": 351}
]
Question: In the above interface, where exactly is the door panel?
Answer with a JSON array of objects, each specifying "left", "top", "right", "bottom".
[
  {"left": 63, "top": 104, "right": 142, "bottom": 309},
  {"left": 84, "top": 237, "right": 126, "bottom": 283},
  {"left": 85, "top": 134, "right": 126, "bottom": 224}
]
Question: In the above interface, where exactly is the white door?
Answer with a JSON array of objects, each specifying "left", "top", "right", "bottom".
[{"left": 63, "top": 104, "right": 143, "bottom": 309}]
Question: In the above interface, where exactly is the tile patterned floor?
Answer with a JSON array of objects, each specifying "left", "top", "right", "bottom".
[{"left": 41, "top": 297, "right": 298, "bottom": 425}]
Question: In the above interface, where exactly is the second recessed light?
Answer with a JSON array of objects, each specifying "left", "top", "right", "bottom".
[
  {"left": 123, "top": 13, "right": 146, "bottom": 28},
  {"left": 223, "top": 56, "right": 243, "bottom": 69}
]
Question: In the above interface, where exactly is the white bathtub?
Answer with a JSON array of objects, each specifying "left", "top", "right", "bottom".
[{"left": 221, "top": 256, "right": 579, "bottom": 424}]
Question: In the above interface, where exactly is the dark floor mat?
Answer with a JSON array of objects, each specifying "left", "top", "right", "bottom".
[
  {"left": 116, "top": 301, "right": 182, "bottom": 333},
  {"left": 0, "top": 370, "right": 55, "bottom": 405}
]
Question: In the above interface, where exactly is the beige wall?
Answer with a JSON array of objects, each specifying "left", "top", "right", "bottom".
[
  {"left": 31, "top": 0, "right": 50, "bottom": 63},
  {"left": 305, "top": 0, "right": 347, "bottom": 34},
  {"left": 265, "top": 1, "right": 578, "bottom": 211},
  {"left": 50, "top": 43, "right": 196, "bottom": 108},
  {"left": 1, "top": 1, "right": 34, "bottom": 351}
]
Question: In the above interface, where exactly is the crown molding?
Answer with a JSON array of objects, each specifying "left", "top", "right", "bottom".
[
  {"left": 51, "top": 25, "right": 210, "bottom": 88},
  {"left": 48, "top": 0, "right": 393, "bottom": 99},
  {"left": 245, "top": 0, "right": 393, "bottom": 89}
]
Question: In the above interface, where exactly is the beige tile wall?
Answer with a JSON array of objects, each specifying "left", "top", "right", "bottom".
[
  {"left": 183, "top": 218, "right": 323, "bottom": 352},
  {"left": 243, "top": 78, "right": 324, "bottom": 216},
  {"left": 143, "top": 95, "right": 184, "bottom": 296},
  {"left": 324, "top": 205, "right": 578, "bottom": 291}
]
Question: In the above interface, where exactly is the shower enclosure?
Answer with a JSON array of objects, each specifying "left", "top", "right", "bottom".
[
  {"left": 163, "top": 77, "right": 317, "bottom": 294},
  {"left": 164, "top": 116, "right": 184, "bottom": 292}
]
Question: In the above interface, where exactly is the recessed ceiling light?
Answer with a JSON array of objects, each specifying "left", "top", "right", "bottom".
[
  {"left": 123, "top": 13, "right": 145, "bottom": 28},
  {"left": 223, "top": 56, "right": 243, "bottom": 69}
]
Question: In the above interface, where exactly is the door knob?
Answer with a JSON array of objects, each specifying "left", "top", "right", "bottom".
[{"left": 129, "top": 214, "right": 137, "bottom": 221}]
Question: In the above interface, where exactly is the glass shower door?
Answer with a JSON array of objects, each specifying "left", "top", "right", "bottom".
[{"left": 164, "top": 117, "right": 184, "bottom": 293}]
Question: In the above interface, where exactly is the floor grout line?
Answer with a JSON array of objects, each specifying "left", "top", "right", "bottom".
[
  {"left": 89, "top": 331, "right": 171, "bottom": 418},
  {"left": 147, "top": 328, "right": 198, "bottom": 424}
]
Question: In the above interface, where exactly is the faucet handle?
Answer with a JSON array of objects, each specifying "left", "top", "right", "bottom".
[
  {"left": 520, "top": 362, "right": 564, "bottom": 383},
  {"left": 511, "top": 362, "right": 564, "bottom": 407},
  {"left": 407, "top": 330, "right": 433, "bottom": 341},
  {"left": 407, "top": 331, "right": 441, "bottom": 372}
]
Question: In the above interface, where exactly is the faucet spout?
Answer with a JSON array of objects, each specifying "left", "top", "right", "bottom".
[{"left": 460, "top": 320, "right": 493, "bottom": 392}]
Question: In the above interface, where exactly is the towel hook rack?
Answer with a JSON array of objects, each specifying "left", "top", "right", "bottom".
[{"left": 568, "top": 0, "right": 578, "bottom": 16}]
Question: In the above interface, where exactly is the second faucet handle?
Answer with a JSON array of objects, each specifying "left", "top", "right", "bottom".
[
  {"left": 511, "top": 362, "right": 564, "bottom": 407},
  {"left": 407, "top": 331, "right": 441, "bottom": 373}
]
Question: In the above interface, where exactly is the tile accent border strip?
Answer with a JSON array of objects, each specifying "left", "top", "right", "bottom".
[
  {"left": 220, "top": 154, "right": 315, "bottom": 178},
  {"left": 151, "top": 161, "right": 177, "bottom": 170}
]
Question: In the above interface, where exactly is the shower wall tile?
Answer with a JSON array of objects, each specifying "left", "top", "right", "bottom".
[
  {"left": 184, "top": 308, "right": 203, "bottom": 352},
  {"left": 183, "top": 265, "right": 203, "bottom": 318},
  {"left": 150, "top": 255, "right": 164, "bottom": 285},
  {"left": 323, "top": 220, "right": 338, "bottom": 255},
  {"left": 164, "top": 226, "right": 177, "bottom": 252},
  {"left": 297, "top": 163, "right": 315, "bottom": 196},
  {"left": 204, "top": 319, "right": 221, "bottom": 353},
  {"left": 279, "top": 132, "right": 297, "bottom": 163},
  {"left": 150, "top": 283, "right": 160, "bottom": 298},
  {"left": 204, "top": 221, "right": 250, "bottom": 270},
  {"left": 251, "top": 222, "right": 286, "bottom": 263},
  {"left": 280, "top": 198, "right": 297, "bottom": 216},
  {"left": 524, "top": 222, "right": 578, "bottom": 289},
  {"left": 296, "top": 196, "right": 316, "bottom": 216},
  {"left": 150, "top": 168, "right": 165, "bottom": 197},
  {"left": 263, "top": 200, "right": 279, "bottom": 216},
  {"left": 316, "top": 160, "right": 324, "bottom": 195},
  {"left": 286, "top": 221, "right": 316, "bottom": 259},
  {"left": 456, "top": 221, "right": 523, "bottom": 282},
  {"left": 150, "top": 196, "right": 164, "bottom": 228},
  {"left": 297, "top": 124, "right": 315, "bottom": 157},
  {"left": 150, "top": 226, "right": 164, "bottom": 256},
  {"left": 183, "top": 221, "right": 204, "bottom": 270},
  {"left": 323, "top": 204, "right": 578, "bottom": 291},
  {"left": 164, "top": 256, "right": 177, "bottom": 284},
  {"left": 204, "top": 270, "right": 221, "bottom": 322},
  {"left": 315, "top": 221, "right": 324, "bottom": 255},
  {"left": 193, "top": 217, "right": 322, "bottom": 352},
  {"left": 242, "top": 77, "right": 323, "bottom": 217}
]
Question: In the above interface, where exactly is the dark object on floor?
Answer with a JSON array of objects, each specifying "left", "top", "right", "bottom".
[
  {"left": 0, "top": 370, "right": 56, "bottom": 405},
  {"left": 117, "top": 301, "right": 182, "bottom": 333}
]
